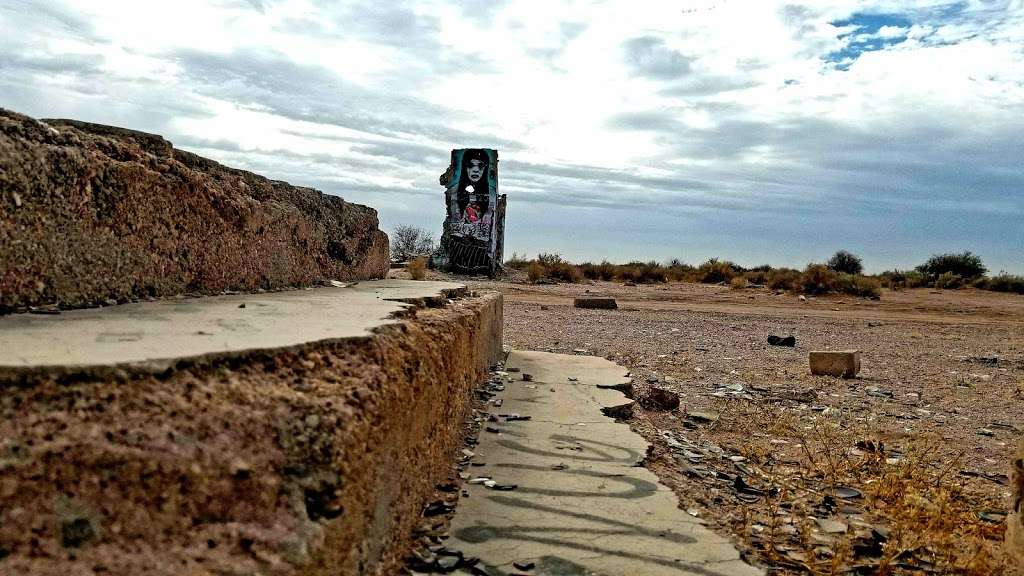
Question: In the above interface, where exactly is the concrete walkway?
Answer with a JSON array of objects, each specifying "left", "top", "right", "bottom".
[
  {"left": 0, "top": 280, "right": 465, "bottom": 376},
  {"left": 448, "top": 351, "right": 763, "bottom": 576}
]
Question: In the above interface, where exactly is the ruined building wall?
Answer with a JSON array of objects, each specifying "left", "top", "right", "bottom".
[{"left": 0, "top": 109, "right": 389, "bottom": 311}]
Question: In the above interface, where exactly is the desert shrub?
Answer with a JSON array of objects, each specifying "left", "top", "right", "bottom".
[
  {"left": 390, "top": 225, "right": 435, "bottom": 262},
  {"left": 881, "top": 269, "right": 927, "bottom": 289},
  {"left": 579, "top": 260, "right": 616, "bottom": 281},
  {"left": 743, "top": 265, "right": 773, "bottom": 285},
  {"left": 970, "top": 276, "right": 991, "bottom": 289},
  {"left": 665, "top": 259, "right": 693, "bottom": 282},
  {"left": 618, "top": 261, "right": 667, "bottom": 284},
  {"left": 505, "top": 252, "right": 531, "bottom": 270},
  {"left": 987, "top": 274, "right": 1024, "bottom": 294},
  {"left": 730, "top": 276, "right": 748, "bottom": 290},
  {"left": 408, "top": 256, "right": 427, "bottom": 280},
  {"left": 536, "top": 253, "right": 565, "bottom": 268},
  {"left": 834, "top": 273, "right": 881, "bottom": 298},
  {"left": 827, "top": 250, "right": 864, "bottom": 275},
  {"left": 934, "top": 272, "right": 964, "bottom": 289},
  {"left": 526, "top": 261, "right": 544, "bottom": 283},
  {"left": 800, "top": 264, "right": 836, "bottom": 295},
  {"left": 766, "top": 268, "right": 801, "bottom": 291},
  {"left": 695, "top": 258, "right": 736, "bottom": 283},
  {"left": 546, "top": 261, "right": 584, "bottom": 283},
  {"left": 916, "top": 251, "right": 986, "bottom": 281}
]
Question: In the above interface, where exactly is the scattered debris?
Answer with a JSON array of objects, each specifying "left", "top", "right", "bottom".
[{"left": 767, "top": 335, "right": 796, "bottom": 347}]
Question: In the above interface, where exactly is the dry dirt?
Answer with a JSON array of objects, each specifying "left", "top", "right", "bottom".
[{"left": 395, "top": 267, "right": 1024, "bottom": 574}]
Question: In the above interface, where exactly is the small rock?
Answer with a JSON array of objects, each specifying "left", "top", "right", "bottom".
[
  {"left": 686, "top": 411, "right": 718, "bottom": 423},
  {"left": 522, "top": 373, "right": 533, "bottom": 382},
  {"left": 436, "top": 555, "right": 460, "bottom": 571},
  {"left": 978, "top": 428, "right": 996, "bottom": 437},
  {"left": 513, "top": 560, "right": 536, "bottom": 571},
  {"left": 814, "top": 518, "right": 848, "bottom": 534}
]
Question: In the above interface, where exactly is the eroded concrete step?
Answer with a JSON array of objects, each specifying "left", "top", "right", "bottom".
[
  {"left": 448, "top": 351, "right": 763, "bottom": 576},
  {"left": 0, "top": 279, "right": 466, "bottom": 378}
]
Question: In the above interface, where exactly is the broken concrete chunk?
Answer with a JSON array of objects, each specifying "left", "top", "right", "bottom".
[
  {"left": 573, "top": 297, "right": 617, "bottom": 310},
  {"left": 646, "top": 386, "right": 680, "bottom": 410},
  {"left": 809, "top": 350, "right": 861, "bottom": 378}
]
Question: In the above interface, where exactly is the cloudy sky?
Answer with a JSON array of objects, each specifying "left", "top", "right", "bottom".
[{"left": 2, "top": 0, "right": 1022, "bottom": 273}]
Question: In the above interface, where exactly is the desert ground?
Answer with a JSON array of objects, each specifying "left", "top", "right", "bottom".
[{"left": 394, "top": 267, "right": 1024, "bottom": 574}]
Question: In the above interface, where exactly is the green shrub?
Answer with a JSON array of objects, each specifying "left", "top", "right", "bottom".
[
  {"left": 916, "top": 251, "right": 986, "bottom": 281},
  {"left": 827, "top": 250, "right": 864, "bottom": 275}
]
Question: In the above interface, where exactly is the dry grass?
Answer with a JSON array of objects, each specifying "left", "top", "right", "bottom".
[
  {"left": 408, "top": 256, "right": 427, "bottom": 280},
  {"left": 683, "top": 397, "right": 1011, "bottom": 575}
]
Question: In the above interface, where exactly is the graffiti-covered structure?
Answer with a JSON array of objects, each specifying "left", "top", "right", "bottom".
[{"left": 434, "top": 148, "right": 506, "bottom": 276}]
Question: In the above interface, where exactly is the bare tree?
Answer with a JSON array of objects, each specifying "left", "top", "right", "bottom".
[{"left": 390, "top": 225, "right": 435, "bottom": 262}]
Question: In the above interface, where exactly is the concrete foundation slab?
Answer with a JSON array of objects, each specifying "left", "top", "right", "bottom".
[
  {"left": 0, "top": 280, "right": 465, "bottom": 377},
  {"left": 448, "top": 351, "right": 763, "bottom": 576}
]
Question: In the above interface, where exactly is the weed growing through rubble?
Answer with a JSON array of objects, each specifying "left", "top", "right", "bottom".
[{"left": 693, "top": 396, "right": 1010, "bottom": 574}]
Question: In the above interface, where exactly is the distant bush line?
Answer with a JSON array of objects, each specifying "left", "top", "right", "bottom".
[{"left": 504, "top": 250, "right": 1024, "bottom": 298}]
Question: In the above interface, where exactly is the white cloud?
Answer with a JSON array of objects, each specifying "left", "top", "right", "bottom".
[{"left": 1, "top": 0, "right": 1021, "bottom": 272}]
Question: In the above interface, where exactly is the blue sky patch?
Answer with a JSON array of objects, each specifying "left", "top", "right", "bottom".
[{"left": 827, "top": 12, "right": 912, "bottom": 69}]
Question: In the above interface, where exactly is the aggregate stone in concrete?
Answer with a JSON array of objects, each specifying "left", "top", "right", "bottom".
[
  {"left": 448, "top": 350, "right": 764, "bottom": 576},
  {"left": 0, "top": 280, "right": 465, "bottom": 375}
]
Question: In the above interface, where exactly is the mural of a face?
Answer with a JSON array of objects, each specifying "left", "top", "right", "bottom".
[{"left": 467, "top": 158, "right": 485, "bottom": 183}]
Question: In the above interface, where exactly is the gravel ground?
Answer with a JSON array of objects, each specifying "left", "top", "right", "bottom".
[{"left": 397, "top": 268, "right": 1024, "bottom": 574}]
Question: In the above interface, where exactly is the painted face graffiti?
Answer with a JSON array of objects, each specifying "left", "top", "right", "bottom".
[{"left": 467, "top": 159, "right": 485, "bottom": 183}]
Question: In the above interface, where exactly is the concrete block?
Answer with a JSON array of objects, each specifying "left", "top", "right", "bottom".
[
  {"left": 809, "top": 350, "right": 861, "bottom": 378},
  {"left": 574, "top": 297, "right": 618, "bottom": 310}
]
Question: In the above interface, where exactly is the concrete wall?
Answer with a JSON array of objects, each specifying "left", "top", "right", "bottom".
[
  {"left": 0, "top": 292, "right": 503, "bottom": 575},
  {"left": 0, "top": 109, "right": 389, "bottom": 312}
]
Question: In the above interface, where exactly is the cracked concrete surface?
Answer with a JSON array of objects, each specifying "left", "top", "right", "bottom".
[
  {"left": 0, "top": 280, "right": 465, "bottom": 377},
  {"left": 448, "top": 351, "right": 763, "bottom": 576}
]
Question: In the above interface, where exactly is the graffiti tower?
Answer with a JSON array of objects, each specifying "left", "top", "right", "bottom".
[{"left": 435, "top": 148, "right": 506, "bottom": 276}]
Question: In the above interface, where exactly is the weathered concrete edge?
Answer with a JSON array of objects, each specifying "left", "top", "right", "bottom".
[
  {"left": 0, "top": 291, "right": 503, "bottom": 575},
  {"left": 0, "top": 287, "right": 472, "bottom": 385}
]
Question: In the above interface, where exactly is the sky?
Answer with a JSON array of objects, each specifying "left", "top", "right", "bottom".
[{"left": 1, "top": 0, "right": 1022, "bottom": 274}]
